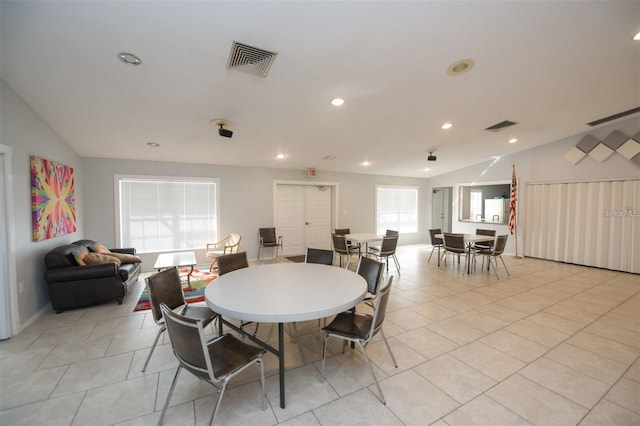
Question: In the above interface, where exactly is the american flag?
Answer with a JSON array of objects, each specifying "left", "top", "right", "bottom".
[{"left": 508, "top": 164, "right": 517, "bottom": 235}]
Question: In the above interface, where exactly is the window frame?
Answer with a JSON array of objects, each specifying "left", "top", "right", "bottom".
[
  {"left": 374, "top": 185, "right": 419, "bottom": 235},
  {"left": 114, "top": 174, "right": 220, "bottom": 254}
]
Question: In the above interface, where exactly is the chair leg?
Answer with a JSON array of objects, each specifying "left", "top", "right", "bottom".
[
  {"left": 257, "top": 247, "right": 262, "bottom": 260},
  {"left": 320, "top": 334, "right": 329, "bottom": 382},
  {"left": 499, "top": 255, "right": 510, "bottom": 276},
  {"left": 380, "top": 328, "right": 398, "bottom": 368},
  {"left": 490, "top": 257, "right": 500, "bottom": 280},
  {"left": 142, "top": 326, "right": 165, "bottom": 372},
  {"left": 209, "top": 380, "right": 227, "bottom": 426},
  {"left": 159, "top": 365, "right": 182, "bottom": 425},
  {"left": 257, "top": 358, "right": 266, "bottom": 410},
  {"left": 392, "top": 255, "right": 401, "bottom": 274},
  {"left": 428, "top": 247, "right": 435, "bottom": 262},
  {"left": 356, "top": 341, "right": 386, "bottom": 404}
]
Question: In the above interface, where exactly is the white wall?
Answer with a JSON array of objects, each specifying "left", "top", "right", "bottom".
[
  {"left": 429, "top": 117, "right": 640, "bottom": 257},
  {"left": 82, "top": 158, "right": 432, "bottom": 269},
  {"left": 1, "top": 80, "right": 84, "bottom": 327}
]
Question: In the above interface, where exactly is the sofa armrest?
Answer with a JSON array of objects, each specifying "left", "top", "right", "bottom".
[
  {"left": 109, "top": 248, "right": 136, "bottom": 255},
  {"left": 45, "top": 263, "right": 119, "bottom": 284}
]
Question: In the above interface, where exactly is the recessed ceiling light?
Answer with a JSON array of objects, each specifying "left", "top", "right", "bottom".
[
  {"left": 275, "top": 153, "right": 287, "bottom": 159},
  {"left": 147, "top": 142, "right": 159, "bottom": 147},
  {"left": 117, "top": 52, "right": 142, "bottom": 66},
  {"left": 424, "top": 167, "right": 431, "bottom": 171},
  {"left": 441, "top": 122, "right": 453, "bottom": 130},
  {"left": 361, "top": 161, "right": 371, "bottom": 166},
  {"left": 446, "top": 58, "right": 475, "bottom": 76},
  {"left": 508, "top": 138, "right": 518, "bottom": 144},
  {"left": 331, "top": 98, "right": 344, "bottom": 106},
  {"left": 633, "top": 31, "right": 640, "bottom": 41}
]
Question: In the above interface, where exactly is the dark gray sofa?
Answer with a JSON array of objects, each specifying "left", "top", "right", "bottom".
[{"left": 44, "top": 239, "right": 142, "bottom": 313}]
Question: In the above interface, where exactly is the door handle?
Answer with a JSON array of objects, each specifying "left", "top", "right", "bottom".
[{"left": 305, "top": 222, "right": 310, "bottom": 225}]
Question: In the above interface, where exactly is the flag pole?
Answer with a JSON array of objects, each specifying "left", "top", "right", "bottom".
[{"left": 510, "top": 162, "right": 522, "bottom": 259}]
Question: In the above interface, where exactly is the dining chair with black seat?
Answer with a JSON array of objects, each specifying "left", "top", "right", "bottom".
[
  {"left": 474, "top": 234, "right": 510, "bottom": 279},
  {"left": 206, "top": 233, "right": 241, "bottom": 271},
  {"left": 257, "top": 227, "right": 283, "bottom": 260},
  {"left": 474, "top": 228, "right": 496, "bottom": 251},
  {"left": 332, "top": 233, "right": 357, "bottom": 269},
  {"left": 320, "top": 276, "right": 397, "bottom": 404},
  {"left": 369, "top": 229, "right": 399, "bottom": 254},
  {"left": 440, "top": 233, "right": 467, "bottom": 269},
  {"left": 356, "top": 255, "right": 384, "bottom": 304},
  {"left": 141, "top": 267, "right": 218, "bottom": 373},
  {"left": 334, "top": 227, "right": 359, "bottom": 252},
  {"left": 427, "top": 228, "right": 443, "bottom": 263},
  {"left": 217, "top": 251, "right": 249, "bottom": 276},
  {"left": 367, "top": 235, "right": 400, "bottom": 275},
  {"left": 216, "top": 251, "right": 259, "bottom": 336},
  {"left": 305, "top": 247, "right": 334, "bottom": 265},
  {"left": 158, "top": 304, "right": 266, "bottom": 426}
]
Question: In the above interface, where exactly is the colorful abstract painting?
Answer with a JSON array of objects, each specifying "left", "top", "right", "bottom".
[{"left": 31, "top": 156, "right": 76, "bottom": 241}]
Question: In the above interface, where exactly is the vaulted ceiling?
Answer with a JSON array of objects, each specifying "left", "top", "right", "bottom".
[{"left": 2, "top": 1, "right": 639, "bottom": 178}]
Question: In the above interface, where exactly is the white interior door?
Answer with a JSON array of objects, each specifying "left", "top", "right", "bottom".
[
  {"left": 275, "top": 185, "right": 304, "bottom": 256},
  {"left": 275, "top": 184, "right": 334, "bottom": 255},
  {"left": 304, "top": 186, "right": 332, "bottom": 250}
]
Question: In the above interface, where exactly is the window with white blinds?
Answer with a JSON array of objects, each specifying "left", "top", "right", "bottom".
[
  {"left": 523, "top": 179, "right": 639, "bottom": 273},
  {"left": 117, "top": 177, "right": 219, "bottom": 254},
  {"left": 375, "top": 185, "right": 418, "bottom": 234}
]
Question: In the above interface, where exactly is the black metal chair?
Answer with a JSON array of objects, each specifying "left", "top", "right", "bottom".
[
  {"left": 305, "top": 247, "right": 334, "bottom": 265},
  {"left": 158, "top": 304, "right": 266, "bottom": 426},
  {"left": 334, "top": 227, "right": 359, "bottom": 252},
  {"left": 474, "top": 228, "right": 496, "bottom": 252},
  {"left": 369, "top": 229, "right": 398, "bottom": 253},
  {"left": 440, "top": 233, "right": 467, "bottom": 268},
  {"left": 474, "top": 234, "right": 510, "bottom": 279},
  {"left": 217, "top": 251, "right": 249, "bottom": 276},
  {"left": 216, "top": 252, "right": 258, "bottom": 335},
  {"left": 356, "top": 255, "right": 384, "bottom": 300},
  {"left": 141, "top": 267, "right": 217, "bottom": 373},
  {"left": 320, "top": 276, "right": 397, "bottom": 404},
  {"left": 257, "top": 227, "right": 283, "bottom": 260},
  {"left": 332, "top": 233, "right": 356, "bottom": 269},
  {"left": 367, "top": 235, "right": 400, "bottom": 275},
  {"left": 428, "top": 228, "right": 443, "bottom": 263}
]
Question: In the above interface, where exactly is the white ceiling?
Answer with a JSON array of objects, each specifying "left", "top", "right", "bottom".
[{"left": 2, "top": 1, "right": 639, "bottom": 178}]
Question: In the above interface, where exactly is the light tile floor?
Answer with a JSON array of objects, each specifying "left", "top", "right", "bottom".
[{"left": 1, "top": 244, "right": 639, "bottom": 425}]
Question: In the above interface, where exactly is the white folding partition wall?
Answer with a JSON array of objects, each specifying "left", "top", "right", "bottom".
[{"left": 524, "top": 179, "right": 639, "bottom": 274}]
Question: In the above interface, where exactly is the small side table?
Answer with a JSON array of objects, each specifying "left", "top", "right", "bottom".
[{"left": 153, "top": 251, "right": 197, "bottom": 290}]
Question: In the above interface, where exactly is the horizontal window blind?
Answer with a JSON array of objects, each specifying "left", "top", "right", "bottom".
[
  {"left": 375, "top": 186, "right": 418, "bottom": 234},
  {"left": 523, "top": 179, "right": 639, "bottom": 273},
  {"left": 118, "top": 178, "right": 218, "bottom": 253}
]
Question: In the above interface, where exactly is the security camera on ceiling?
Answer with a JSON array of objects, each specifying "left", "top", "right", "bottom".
[
  {"left": 211, "top": 119, "right": 233, "bottom": 138},
  {"left": 427, "top": 151, "right": 437, "bottom": 161}
]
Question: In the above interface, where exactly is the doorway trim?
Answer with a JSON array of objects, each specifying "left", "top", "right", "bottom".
[{"left": 0, "top": 144, "right": 19, "bottom": 338}]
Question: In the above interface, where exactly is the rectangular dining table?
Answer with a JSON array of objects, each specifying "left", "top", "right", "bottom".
[
  {"left": 435, "top": 233, "right": 495, "bottom": 274},
  {"left": 204, "top": 262, "right": 366, "bottom": 408}
]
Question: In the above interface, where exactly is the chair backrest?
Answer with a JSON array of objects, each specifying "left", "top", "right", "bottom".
[
  {"left": 368, "top": 276, "right": 393, "bottom": 341},
  {"left": 160, "top": 303, "right": 213, "bottom": 380},
  {"left": 146, "top": 267, "right": 186, "bottom": 323},
  {"left": 225, "top": 233, "right": 242, "bottom": 254},
  {"left": 305, "top": 248, "right": 334, "bottom": 265},
  {"left": 217, "top": 252, "right": 249, "bottom": 276},
  {"left": 429, "top": 228, "right": 443, "bottom": 245},
  {"left": 492, "top": 235, "right": 508, "bottom": 255},
  {"left": 476, "top": 229, "right": 496, "bottom": 237},
  {"left": 332, "top": 234, "right": 350, "bottom": 255},
  {"left": 379, "top": 235, "right": 398, "bottom": 255},
  {"left": 385, "top": 229, "right": 399, "bottom": 237},
  {"left": 334, "top": 228, "right": 351, "bottom": 236},
  {"left": 356, "top": 256, "right": 384, "bottom": 295},
  {"left": 259, "top": 228, "right": 277, "bottom": 245},
  {"left": 443, "top": 233, "right": 465, "bottom": 251}
]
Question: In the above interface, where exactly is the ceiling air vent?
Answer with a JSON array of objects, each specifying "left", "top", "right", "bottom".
[
  {"left": 586, "top": 107, "right": 640, "bottom": 127},
  {"left": 485, "top": 120, "right": 517, "bottom": 132},
  {"left": 227, "top": 41, "right": 277, "bottom": 78}
]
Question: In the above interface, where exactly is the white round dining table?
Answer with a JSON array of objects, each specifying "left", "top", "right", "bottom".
[{"left": 204, "top": 262, "right": 366, "bottom": 408}]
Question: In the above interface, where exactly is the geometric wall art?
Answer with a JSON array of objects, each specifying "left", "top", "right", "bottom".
[
  {"left": 564, "top": 130, "right": 640, "bottom": 166},
  {"left": 30, "top": 156, "right": 76, "bottom": 241}
]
